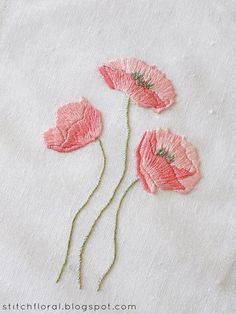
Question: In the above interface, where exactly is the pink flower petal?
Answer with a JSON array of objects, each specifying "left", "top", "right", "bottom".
[
  {"left": 136, "top": 129, "right": 201, "bottom": 194},
  {"left": 44, "top": 127, "right": 64, "bottom": 152},
  {"left": 44, "top": 98, "right": 102, "bottom": 153},
  {"left": 98, "top": 58, "right": 176, "bottom": 112}
]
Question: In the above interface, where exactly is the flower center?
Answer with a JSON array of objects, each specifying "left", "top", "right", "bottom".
[
  {"left": 131, "top": 71, "right": 154, "bottom": 89},
  {"left": 156, "top": 146, "right": 175, "bottom": 164}
]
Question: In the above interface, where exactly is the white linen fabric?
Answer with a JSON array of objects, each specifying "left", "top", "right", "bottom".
[{"left": 0, "top": 0, "right": 236, "bottom": 313}]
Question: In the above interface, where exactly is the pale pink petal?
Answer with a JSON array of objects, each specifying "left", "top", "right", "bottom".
[
  {"left": 177, "top": 138, "right": 201, "bottom": 193},
  {"left": 155, "top": 129, "right": 193, "bottom": 171},
  {"left": 56, "top": 100, "right": 86, "bottom": 139},
  {"left": 43, "top": 127, "right": 65, "bottom": 152}
]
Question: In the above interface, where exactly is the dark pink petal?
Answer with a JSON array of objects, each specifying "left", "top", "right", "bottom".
[
  {"left": 147, "top": 155, "right": 185, "bottom": 191},
  {"left": 98, "top": 66, "right": 115, "bottom": 89},
  {"left": 136, "top": 131, "right": 156, "bottom": 193}
]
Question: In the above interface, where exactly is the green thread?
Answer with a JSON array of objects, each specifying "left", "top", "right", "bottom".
[
  {"left": 56, "top": 139, "right": 106, "bottom": 283},
  {"left": 97, "top": 179, "right": 138, "bottom": 291},
  {"left": 131, "top": 71, "right": 154, "bottom": 89},
  {"left": 78, "top": 98, "right": 131, "bottom": 289},
  {"left": 156, "top": 146, "right": 175, "bottom": 164}
]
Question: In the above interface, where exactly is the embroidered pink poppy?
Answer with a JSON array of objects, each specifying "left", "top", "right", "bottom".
[
  {"left": 136, "top": 129, "right": 200, "bottom": 194},
  {"left": 44, "top": 97, "right": 102, "bottom": 153},
  {"left": 98, "top": 58, "right": 176, "bottom": 113}
]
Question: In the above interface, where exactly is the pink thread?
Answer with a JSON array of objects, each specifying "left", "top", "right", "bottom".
[
  {"left": 98, "top": 58, "right": 176, "bottom": 113},
  {"left": 136, "top": 129, "right": 201, "bottom": 193},
  {"left": 44, "top": 97, "right": 102, "bottom": 153}
]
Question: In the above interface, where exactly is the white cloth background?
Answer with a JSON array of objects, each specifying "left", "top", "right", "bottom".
[{"left": 0, "top": 0, "right": 236, "bottom": 313}]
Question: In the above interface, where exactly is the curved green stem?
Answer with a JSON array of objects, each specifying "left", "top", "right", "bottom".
[
  {"left": 97, "top": 179, "right": 138, "bottom": 291},
  {"left": 56, "top": 139, "right": 106, "bottom": 283},
  {"left": 78, "top": 98, "right": 131, "bottom": 289}
]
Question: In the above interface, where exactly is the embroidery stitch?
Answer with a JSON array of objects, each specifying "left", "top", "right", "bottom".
[
  {"left": 131, "top": 71, "right": 154, "bottom": 89},
  {"left": 98, "top": 58, "right": 176, "bottom": 113},
  {"left": 42, "top": 58, "right": 202, "bottom": 292},
  {"left": 136, "top": 129, "right": 201, "bottom": 194},
  {"left": 78, "top": 98, "right": 131, "bottom": 289},
  {"left": 97, "top": 179, "right": 138, "bottom": 291},
  {"left": 78, "top": 60, "right": 177, "bottom": 290},
  {"left": 43, "top": 98, "right": 106, "bottom": 284},
  {"left": 56, "top": 139, "right": 107, "bottom": 283},
  {"left": 156, "top": 146, "right": 175, "bottom": 164},
  {"left": 97, "top": 129, "right": 201, "bottom": 290},
  {"left": 44, "top": 97, "right": 102, "bottom": 153}
]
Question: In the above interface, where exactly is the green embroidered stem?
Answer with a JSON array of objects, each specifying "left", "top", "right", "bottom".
[
  {"left": 97, "top": 179, "right": 138, "bottom": 291},
  {"left": 56, "top": 139, "right": 106, "bottom": 283},
  {"left": 78, "top": 98, "right": 131, "bottom": 289}
]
